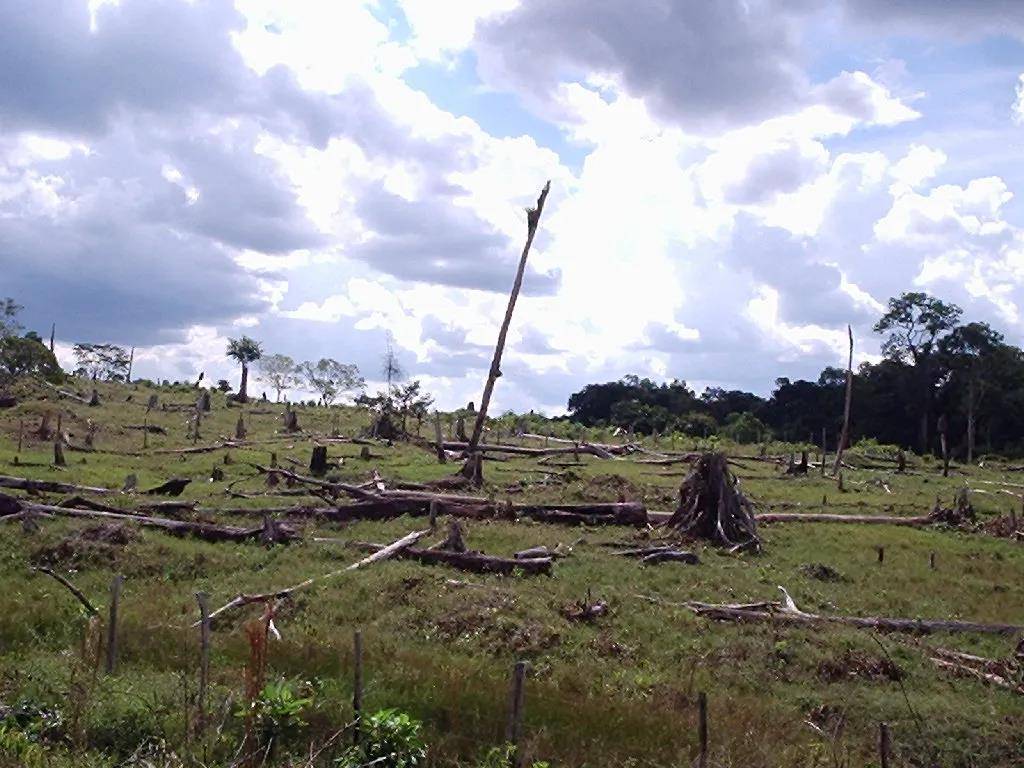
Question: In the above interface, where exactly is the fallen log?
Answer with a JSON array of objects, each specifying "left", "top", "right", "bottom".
[
  {"left": 2, "top": 498, "right": 299, "bottom": 544},
  {"left": 0, "top": 474, "right": 114, "bottom": 495},
  {"left": 518, "top": 501, "right": 648, "bottom": 526},
  {"left": 346, "top": 541, "right": 552, "bottom": 576},
  {"left": 124, "top": 424, "right": 168, "bottom": 435},
  {"left": 683, "top": 587, "right": 1023, "bottom": 637},
  {"left": 430, "top": 440, "right": 616, "bottom": 459},
  {"left": 200, "top": 527, "right": 431, "bottom": 624},
  {"left": 756, "top": 512, "right": 935, "bottom": 526},
  {"left": 38, "top": 380, "right": 91, "bottom": 404}
]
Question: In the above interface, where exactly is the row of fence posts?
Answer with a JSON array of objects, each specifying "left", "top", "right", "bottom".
[{"left": 91, "top": 587, "right": 896, "bottom": 765}]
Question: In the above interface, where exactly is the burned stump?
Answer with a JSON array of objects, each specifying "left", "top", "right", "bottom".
[
  {"left": 664, "top": 452, "right": 760, "bottom": 551},
  {"left": 309, "top": 445, "right": 329, "bottom": 477}
]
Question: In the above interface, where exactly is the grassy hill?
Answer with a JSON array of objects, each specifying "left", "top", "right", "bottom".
[{"left": 0, "top": 378, "right": 1021, "bottom": 767}]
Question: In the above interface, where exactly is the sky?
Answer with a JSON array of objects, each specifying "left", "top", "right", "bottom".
[{"left": 2, "top": 0, "right": 1023, "bottom": 413}]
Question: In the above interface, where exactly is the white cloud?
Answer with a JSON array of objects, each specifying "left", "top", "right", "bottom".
[{"left": 1014, "top": 73, "right": 1024, "bottom": 125}]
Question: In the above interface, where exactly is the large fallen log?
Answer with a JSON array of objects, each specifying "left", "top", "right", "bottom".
[
  {"left": 680, "top": 587, "right": 1023, "bottom": 637},
  {"left": 430, "top": 440, "right": 616, "bottom": 460},
  {"left": 756, "top": 512, "right": 935, "bottom": 526},
  {"left": 346, "top": 541, "right": 552, "bottom": 575},
  {"left": 517, "top": 501, "right": 648, "bottom": 526},
  {"left": 0, "top": 474, "right": 114, "bottom": 495},
  {"left": 1, "top": 497, "right": 299, "bottom": 544},
  {"left": 200, "top": 527, "right": 431, "bottom": 624}
]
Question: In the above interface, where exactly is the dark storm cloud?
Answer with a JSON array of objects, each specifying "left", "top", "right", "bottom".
[
  {"left": 840, "top": 0, "right": 1024, "bottom": 38},
  {"left": 0, "top": 0, "right": 249, "bottom": 134},
  {"left": 349, "top": 185, "right": 561, "bottom": 295},
  {"left": 1, "top": 213, "right": 267, "bottom": 346},
  {"left": 475, "top": 0, "right": 825, "bottom": 131},
  {"left": 0, "top": 0, "right": 494, "bottom": 347}
]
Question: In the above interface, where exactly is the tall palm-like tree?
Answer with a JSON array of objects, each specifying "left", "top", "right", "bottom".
[{"left": 226, "top": 336, "right": 263, "bottom": 402}]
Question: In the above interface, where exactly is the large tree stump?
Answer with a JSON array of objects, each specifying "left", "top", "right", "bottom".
[
  {"left": 53, "top": 441, "right": 66, "bottom": 467},
  {"left": 88, "top": 389, "right": 100, "bottom": 407},
  {"left": 283, "top": 409, "right": 300, "bottom": 432},
  {"left": 309, "top": 446, "right": 329, "bottom": 477},
  {"left": 459, "top": 452, "right": 484, "bottom": 487},
  {"left": 199, "top": 391, "right": 211, "bottom": 412},
  {"left": 664, "top": 453, "right": 760, "bottom": 551},
  {"left": 235, "top": 414, "right": 246, "bottom": 440}
]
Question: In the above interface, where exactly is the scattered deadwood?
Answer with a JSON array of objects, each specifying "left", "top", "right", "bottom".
[
  {"left": 433, "top": 440, "right": 616, "bottom": 460},
  {"left": 200, "top": 528, "right": 431, "bottom": 624},
  {"left": 684, "top": 587, "right": 1024, "bottom": 637},
  {"left": 517, "top": 501, "right": 648, "bottom": 527},
  {"left": 663, "top": 453, "right": 760, "bottom": 551},
  {"left": 0, "top": 474, "right": 114, "bottom": 495},
  {"left": 38, "top": 380, "right": 91, "bottom": 405},
  {"left": 347, "top": 541, "right": 552, "bottom": 576},
  {"left": 929, "top": 647, "right": 1023, "bottom": 695},
  {"left": 32, "top": 565, "right": 100, "bottom": 616},
  {"left": 756, "top": 512, "right": 937, "bottom": 526},
  {"left": 613, "top": 545, "right": 700, "bottom": 565},
  {"left": 2, "top": 497, "right": 299, "bottom": 544}
]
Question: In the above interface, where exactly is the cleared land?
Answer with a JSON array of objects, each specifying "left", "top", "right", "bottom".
[{"left": 0, "top": 379, "right": 1022, "bottom": 767}]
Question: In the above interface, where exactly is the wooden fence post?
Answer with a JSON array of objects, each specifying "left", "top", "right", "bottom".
[
  {"left": 697, "top": 691, "right": 708, "bottom": 768},
  {"left": 929, "top": 551, "right": 936, "bottom": 570},
  {"left": 17, "top": 419, "right": 23, "bottom": 453},
  {"left": 195, "top": 592, "right": 210, "bottom": 735},
  {"left": 877, "top": 546, "right": 885, "bottom": 564},
  {"left": 878, "top": 722, "right": 891, "bottom": 768},
  {"left": 105, "top": 574, "right": 124, "bottom": 674},
  {"left": 506, "top": 661, "right": 527, "bottom": 767},
  {"left": 353, "top": 630, "right": 364, "bottom": 747}
]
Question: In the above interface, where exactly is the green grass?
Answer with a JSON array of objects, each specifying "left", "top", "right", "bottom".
[{"left": 0, "top": 379, "right": 1022, "bottom": 766}]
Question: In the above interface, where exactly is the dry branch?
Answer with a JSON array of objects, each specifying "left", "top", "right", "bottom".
[
  {"left": 686, "top": 587, "right": 1023, "bottom": 637},
  {"left": 32, "top": 565, "right": 100, "bottom": 616},
  {"left": 345, "top": 541, "right": 552, "bottom": 576},
  {"left": 200, "top": 528, "right": 431, "bottom": 624}
]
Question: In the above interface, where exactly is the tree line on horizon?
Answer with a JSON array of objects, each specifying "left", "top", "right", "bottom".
[
  {"left": 4, "top": 291, "right": 1024, "bottom": 457},
  {"left": 566, "top": 292, "right": 1024, "bottom": 459}
]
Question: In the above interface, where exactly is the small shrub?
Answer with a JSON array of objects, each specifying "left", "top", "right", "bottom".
[
  {"left": 238, "top": 678, "right": 313, "bottom": 757},
  {"left": 336, "top": 708, "right": 426, "bottom": 768}
]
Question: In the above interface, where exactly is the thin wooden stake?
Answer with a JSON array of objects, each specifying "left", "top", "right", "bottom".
[
  {"left": 819, "top": 427, "right": 826, "bottom": 476},
  {"left": 697, "top": 691, "right": 708, "bottom": 768},
  {"left": 352, "top": 630, "right": 364, "bottom": 747},
  {"left": 505, "top": 660, "right": 527, "bottom": 766},
  {"left": 195, "top": 592, "right": 210, "bottom": 735},
  {"left": 929, "top": 551, "right": 936, "bottom": 570},
  {"left": 105, "top": 574, "right": 124, "bottom": 674},
  {"left": 877, "top": 546, "right": 885, "bottom": 564},
  {"left": 878, "top": 722, "right": 891, "bottom": 768},
  {"left": 17, "top": 419, "right": 23, "bottom": 454}
]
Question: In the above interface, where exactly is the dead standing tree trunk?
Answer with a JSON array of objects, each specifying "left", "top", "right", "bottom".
[
  {"left": 464, "top": 182, "right": 551, "bottom": 483},
  {"left": 832, "top": 324, "right": 854, "bottom": 475},
  {"left": 664, "top": 453, "right": 760, "bottom": 552}
]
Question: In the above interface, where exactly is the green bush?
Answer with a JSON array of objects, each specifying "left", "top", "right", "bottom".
[{"left": 336, "top": 708, "right": 426, "bottom": 768}]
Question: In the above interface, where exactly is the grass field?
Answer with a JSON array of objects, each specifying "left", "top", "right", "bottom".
[{"left": 0, "top": 379, "right": 1022, "bottom": 767}]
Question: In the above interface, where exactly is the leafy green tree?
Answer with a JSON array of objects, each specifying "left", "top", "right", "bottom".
[
  {"left": 392, "top": 380, "right": 434, "bottom": 435},
  {"left": 0, "top": 335, "right": 62, "bottom": 385},
  {"left": 226, "top": 336, "right": 263, "bottom": 402},
  {"left": 722, "top": 412, "right": 767, "bottom": 444},
  {"left": 297, "top": 358, "right": 364, "bottom": 406},
  {"left": 940, "top": 322, "right": 1006, "bottom": 462},
  {"left": 72, "top": 342, "right": 130, "bottom": 381},
  {"left": 874, "top": 292, "right": 962, "bottom": 452},
  {"left": 255, "top": 353, "right": 298, "bottom": 402}
]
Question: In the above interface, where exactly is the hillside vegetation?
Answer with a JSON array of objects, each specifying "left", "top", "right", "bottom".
[{"left": 0, "top": 378, "right": 1022, "bottom": 767}]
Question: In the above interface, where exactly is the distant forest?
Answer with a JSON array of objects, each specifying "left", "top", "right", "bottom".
[{"left": 566, "top": 292, "right": 1024, "bottom": 459}]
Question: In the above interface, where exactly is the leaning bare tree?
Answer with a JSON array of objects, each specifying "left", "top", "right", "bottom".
[{"left": 466, "top": 181, "right": 551, "bottom": 458}]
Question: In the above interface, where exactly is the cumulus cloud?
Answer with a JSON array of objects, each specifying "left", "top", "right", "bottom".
[{"left": 475, "top": 0, "right": 820, "bottom": 131}]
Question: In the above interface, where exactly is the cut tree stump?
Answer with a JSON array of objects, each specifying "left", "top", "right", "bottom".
[
  {"left": 663, "top": 453, "right": 760, "bottom": 551},
  {"left": 309, "top": 446, "right": 329, "bottom": 477}
]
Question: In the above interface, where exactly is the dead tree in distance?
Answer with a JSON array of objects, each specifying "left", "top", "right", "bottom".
[
  {"left": 832, "top": 324, "right": 854, "bottom": 475},
  {"left": 466, "top": 182, "right": 551, "bottom": 461}
]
